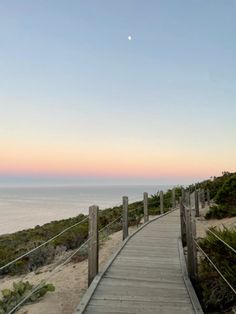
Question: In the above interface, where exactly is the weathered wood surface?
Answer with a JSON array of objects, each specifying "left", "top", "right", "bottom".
[
  {"left": 76, "top": 210, "right": 202, "bottom": 314},
  {"left": 88, "top": 205, "right": 99, "bottom": 286}
]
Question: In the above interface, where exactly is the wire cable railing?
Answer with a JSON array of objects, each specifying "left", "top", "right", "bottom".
[
  {"left": 7, "top": 237, "right": 91, "bottom": 314},
  {"left": 196, "top": 219, "right": 236, "bottom": 255},
  {"left": 98, "top": 215, "right": 123, "bottom": 235},
  {"left": 0, "top": 216, "right": 89, "bottom": 272},
  {"left": 180, "top": 196, "right": 236, "bottom": 299},
  {"left": 193, "top": 239, "right": 236, "bottom": 295},
  {"left": 1, "top": 197, "right": 153, "bottom": 273}
]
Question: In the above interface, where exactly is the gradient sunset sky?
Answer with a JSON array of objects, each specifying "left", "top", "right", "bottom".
[{"left": 1, "top": 1, "right": 236, "bottom": 185}]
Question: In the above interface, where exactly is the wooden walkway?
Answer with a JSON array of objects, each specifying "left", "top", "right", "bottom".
[{"left": 75, "top": 210, "right": 203, "bottom": 314}]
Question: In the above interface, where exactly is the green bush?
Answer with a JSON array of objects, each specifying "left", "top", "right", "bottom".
[
  {"left": 215, "top": 174, "right": 236, "bottom": 207},
  {"left": 205, "top": 205, "right": 236, "bottom": 220},
  {"left": 204, "top": 174, "right": 236, "bottom": 219},
  {"left": 197, "top": 227, "right": 236, "bottom": 312},
  {"left": 149, "top": 187, "right": 182, "bottom": 215},
  {"left": 191, "top": 172, "right": 235, "bottom": 200},
  {"left": 0, "top": 280, "right": 55, "bottom": 314},
  {"left": 0, "top": 214, "right": 89, "bottom": 276}
]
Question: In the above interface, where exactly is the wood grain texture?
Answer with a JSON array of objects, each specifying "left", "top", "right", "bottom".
[
  {"left": 88, "top": 205, "right": 99, "bottom": 287},
  {"left": 76, "top": 210, "right": 202, "bottom": 314},
  {"left": 122, "top": 196, "right": 128, "bottom": 240}
]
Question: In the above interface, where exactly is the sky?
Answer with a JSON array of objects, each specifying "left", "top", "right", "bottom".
[{"left": 0, "top": 0, "right": 236, "bottom": 186}]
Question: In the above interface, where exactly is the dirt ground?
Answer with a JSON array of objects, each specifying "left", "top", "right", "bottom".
[{"left": 196, "top": 204, "right": 236, "bottom": 238}]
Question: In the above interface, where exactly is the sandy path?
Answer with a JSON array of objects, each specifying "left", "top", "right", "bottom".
[{"left": 196, "top": 205, "right": 236, "bottom": 238}]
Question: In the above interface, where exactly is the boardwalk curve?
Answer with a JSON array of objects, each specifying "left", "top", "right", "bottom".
[{"left": 75, "top": 210, "right": 203, "bottom": 314}]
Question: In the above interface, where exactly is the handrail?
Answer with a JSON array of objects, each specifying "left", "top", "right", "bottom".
[
  {"left": 98, "top": 215, "right": 122, "bottom": 234},
  {"left": 194, "top": 239, "right": 236, "bottom": 295},
  {"left": 196, "top": 219, "right": 236, "bottom": 254},
  {"left": 0, "top": 196, "right": 159, "bottom": 273},
  {"left": 75, "top": 208, "right": 178, "bottom": 314},
  {"left": 180, "top": 190, "right": 236, "bottom": 302}
]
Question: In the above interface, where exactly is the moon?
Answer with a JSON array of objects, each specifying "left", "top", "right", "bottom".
[{"left": 128, "top": 35, "right": 132, "bottom": 41}]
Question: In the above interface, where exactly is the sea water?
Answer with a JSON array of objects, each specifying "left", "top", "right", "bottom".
[{"left": 0, "top": 185, "right": 171, "bottom": 235}]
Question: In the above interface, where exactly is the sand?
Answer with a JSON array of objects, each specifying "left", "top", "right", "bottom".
[{"left": 196, "top": 204, "right": 236, "bottom": 238}]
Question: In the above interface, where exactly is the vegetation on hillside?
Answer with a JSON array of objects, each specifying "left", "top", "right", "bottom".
[
  {"left": 197, "top": 227, "right": 236, "bottom": 313},
  {"left": 0, "top": 214, "right": 89, "bottom": 276},
  {"left": 206, "top": 173, "right": 236, "bottom": 219},
  {"left": 149, "top": 187, "right": 182, "bottom": 213},
  {"left": 188, "top": 172, "right": 236, "bottom": 219},
  {"left": 0, "top": 280, "right": 55, "bottom": 314}
]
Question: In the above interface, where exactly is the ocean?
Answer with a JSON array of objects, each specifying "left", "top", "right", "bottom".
[{"left": 0, "top": 185, "right": 171, "bottom": 235}]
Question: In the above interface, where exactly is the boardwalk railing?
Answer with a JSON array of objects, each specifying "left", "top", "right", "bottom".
[
  {"left": 0, "top": 188, "right": 176, "bottom": 314},
  {"left": 87, "top": 189, "right": 177, "bottom": 285},
  {"left": 180, "top": 189, "right": 236, "bottom": 295}
]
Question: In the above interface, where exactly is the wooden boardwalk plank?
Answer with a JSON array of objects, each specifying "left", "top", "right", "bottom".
[{"left": 75, "top": 210, "right": 203, "bottom": 314}]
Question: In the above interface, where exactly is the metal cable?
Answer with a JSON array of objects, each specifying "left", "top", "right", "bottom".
[
  {"left": 196, "top": 220, "right": 236, "bottom": 255},
  {"left": 99, "top": 215, "right": 123, "bottom": 234},
  {"left": 0, "top": 216, "right": 89, "bottom": 272},
  {"left": 7, "top": 237, "right": 91, "bottom": 314},
  {"left": 128, "top": 205, "right": 144, "bottom": 215},
  {"left": 194, "top": 239, "right": 236, "bottom": 295},
  {"left": 98, "top": 202, "right": 150, "bottom": 236},
  {"left": 1, "top": 199, "right": 138, "bottom": 272}
]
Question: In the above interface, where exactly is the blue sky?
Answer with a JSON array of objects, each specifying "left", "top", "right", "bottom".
[{"left": 0, "top": 1, "right": 236, "bottom": 185}]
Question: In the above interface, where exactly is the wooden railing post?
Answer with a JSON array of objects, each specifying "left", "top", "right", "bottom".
[
  {"left": 191, "top": 206, "right": 198, "bottom": 281},
  {"left": 122, "top": 196, "right": 128, "bottom": 240},
  {"left": 181, "top": 187, "right": 185, "bottom": 201},
  {"left": 195, "top": 190, "right": 200, "bottom": 217},
  {"left": 143, "top": 192, "right": 149, "bottom": 223},
  {"left": 201, "top": 189, "right": 205, "bottom": 209},
  {"left": 179, "top": 196, "right": 186, "bottom": 246},
  {"left": 88, "top": 205, "right": 99, "bottom": 287},
  {"left": 207, "top": 189, "right": 210, "bottom": 206},
  {"left": 172, "top": 188, "right": 176, "bottom": 209},
  {"left": 160, "top": 191, "right": 164, "bottom": 214},
  {"left": 185, "top": 190, "right": 190, "bottom": 207},
  {"left": 185, "top": 206, "right": 195, "bottom": 282}
]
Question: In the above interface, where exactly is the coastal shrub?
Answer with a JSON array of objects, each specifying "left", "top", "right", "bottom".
[
  {"left": 197, "top": 227, "right": 236, "bottom": 312},
  {"left": 205, "top": 174, "right": 236, "bottom": 219},
  {"left": 205, "top": 205, "right": 236, "bottom": 220},
  {"left": 0, "top": 214, "right": 89, "bottom": 276},
  {"left": 214, "top": 174, "right": 236, "bottom": 204},
  {"left": 71, "top": 244, "right": 88, "bottom": 263},
  {"left": 148, "top": 187, "right": 182, "bottom": 215},
  {"left": 0, "top": 280, "right": 55, "bottom": 314},
  {"left": 148, "top": 192, "right": 160, "bottom": 215},
  {"left": 190, "top": 171, "right": 235, "bottom": 200},
  {"left": 0, "top": 202, "right": 129, "bottom": 276}
]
